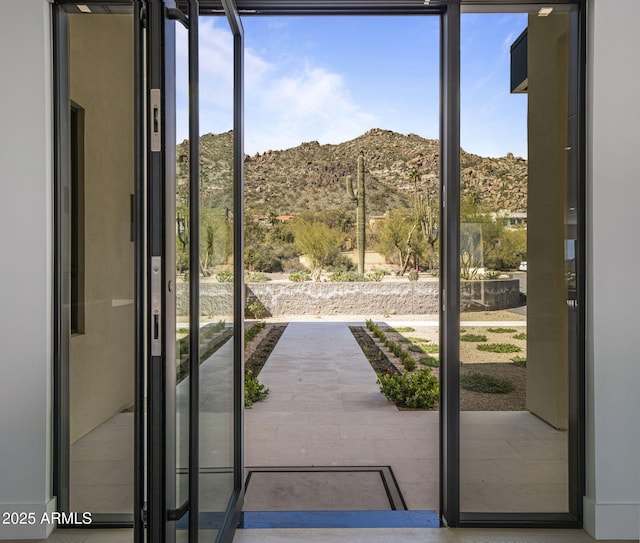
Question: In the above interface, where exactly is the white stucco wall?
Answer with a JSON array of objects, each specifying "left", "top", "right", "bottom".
[
  {"left": 0, "top": 0, "right": 56, "bottom": 539},
  {"left": 585, "top": 0, "right": 640, "bottom": 539}
]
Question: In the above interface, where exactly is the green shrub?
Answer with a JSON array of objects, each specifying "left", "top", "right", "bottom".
[
  {"left": 477, "top": 343, "right": 522, "bottom": 353},
  {"left": 216, "top": 269, "right": 233, "bottom": 282},
  {"left": 487, "top": 327, "right": 517, "bottom": 333},
  {"left": 288, "top": 271, "right": 311, "bottom": 282},
  {"left": 483, "top": 270, "right": 501, "bottom": 279},
  {"left": 245, "top": 321, "right": 266, "bottom": 344},
  {"left": 512, "top": 333, "right": 527, "bottom": 340},
  {"left": 430, "top": 269, "right": 440, "bottom": 277},
  {"left": 376, "top": 369, "right": 439, "bottom": 409},
  {"left": 402, "top": 357, "right": 417, "bottom": 372},
  {"left": 246, "top": 299, "right": 267, "bottom": 319},
  {"left": 420, "top": 356, "right": 439, "bottom": 368},
  {"left": 460, "top": 372, "right": 514, "bottom": 393},
  {"left": 511, "top": 356, "right": 527, "bottom": 367},
  {"left": 408, "top": 269, "right": 419, "bottom": 281},
  {"left": 407, "top": 337, "right": 430, "bottom": 344},
  {"left": 244, "top": 370, "right": 270, "bottom": 407},
  {"left": 460, "top": 334, "right": 487, "bottom": 342}
]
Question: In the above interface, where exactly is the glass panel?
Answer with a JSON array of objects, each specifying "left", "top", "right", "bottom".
[
  {"left": 66, "top": 11, "right": 136, "bottom": 522},
  {"left": 197, "top": 14, "right": 236, "bottom": 537},
  {"left": 175, "top": 19, "right": 191, "bottom": 511},
  {"left": 459, "top": 5, "right": 576, "bottom": 513}
]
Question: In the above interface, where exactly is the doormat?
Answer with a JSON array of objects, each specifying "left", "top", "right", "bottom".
[{"left": 243, "top": 466, "right": 407, "bottom": 512}]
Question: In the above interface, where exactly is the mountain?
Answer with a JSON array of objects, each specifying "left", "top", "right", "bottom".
[{"left": 176, "top": 128, "right": 528, "bottom": 215}]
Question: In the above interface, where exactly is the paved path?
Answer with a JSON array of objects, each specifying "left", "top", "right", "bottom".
[{"left": 244, "top": 322, "right": 440, "bottom": 511}]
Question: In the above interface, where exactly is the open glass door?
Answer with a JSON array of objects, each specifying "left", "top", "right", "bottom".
[{"left": 145, "top": 1, "right": 244, "bottom": 541}]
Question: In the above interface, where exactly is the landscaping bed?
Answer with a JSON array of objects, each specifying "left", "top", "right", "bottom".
[
  {"left": 245, "top": 322, "right": 288, "bottom": 376},
  {"left": 352, "top": 321, "right": 527, "bottom": 411}
]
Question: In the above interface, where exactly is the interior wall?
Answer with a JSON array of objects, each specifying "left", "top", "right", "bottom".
[
  {"left": 525, "top": 14, "right": 570, "bottom": 429},
  {"left": 585, "top": 0, "right": 640, "bottom": 539},
  {"left": 68, "top": 14, "right": 135, "bottom": 443},
  {"left": 0, "top": 0, "right": 57, "bottom": 539}
]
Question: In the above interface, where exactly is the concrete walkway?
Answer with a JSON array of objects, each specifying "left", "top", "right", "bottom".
[{"left": 244, "top": 322, "right": 440, "bottom": 511}]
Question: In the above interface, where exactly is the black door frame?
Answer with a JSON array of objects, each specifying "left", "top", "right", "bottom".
[{"left": 52, "top": 0, "right": 586, "bottom": 536}]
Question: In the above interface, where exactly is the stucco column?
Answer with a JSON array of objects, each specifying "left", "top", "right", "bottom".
[{"left": 0, "top": 0, "right": 57, "bottom": 539}]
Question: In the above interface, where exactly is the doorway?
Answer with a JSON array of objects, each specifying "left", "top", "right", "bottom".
[{"left": 53, "top": 1, "right": 586, "bottom": 542}]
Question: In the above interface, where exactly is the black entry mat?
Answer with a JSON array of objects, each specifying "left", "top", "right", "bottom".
[{"left": 243, "top": 466, "right": 407, "bottom": 511}]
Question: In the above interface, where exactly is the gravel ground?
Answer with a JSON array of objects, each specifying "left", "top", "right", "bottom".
[{"left": 376, "top": 325, "right": 528, "bottom": 411}]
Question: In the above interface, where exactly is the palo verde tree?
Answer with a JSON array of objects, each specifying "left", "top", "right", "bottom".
[
  {"left": 345, "top": 153, "right": 366, "bottom": 274},
  {"left": 292, "top": 217, "right": 344, "bottom": 281}
]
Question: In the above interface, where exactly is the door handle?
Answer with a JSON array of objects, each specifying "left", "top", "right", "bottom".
[
  {"left": 150, "top": 89, "right": 161, "bottom": 152},
  {"left": 151, "top": 256, "right": 162, "bottom": 356}
]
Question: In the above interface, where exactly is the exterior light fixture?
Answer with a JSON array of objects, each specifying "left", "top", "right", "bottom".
[
  {"left": 538, "top": 7, "right": 554, "bottom": 16},
  {"left": 77, "top": 4, "right": 92, "bottom": 13}
]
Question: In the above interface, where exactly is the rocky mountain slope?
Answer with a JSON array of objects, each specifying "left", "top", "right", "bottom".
[{"left": 176, "top": 128, "right": 527, "bottom": 215}]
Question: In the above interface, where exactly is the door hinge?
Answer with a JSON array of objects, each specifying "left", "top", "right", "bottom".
[
  {"left": 151, "top": 256, "right": 162, "bottom": 356},
  {"left": 150, "top": 89, "right": 161, "bottom": 152}
]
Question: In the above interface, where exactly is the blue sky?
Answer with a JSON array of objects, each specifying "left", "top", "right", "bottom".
[{"left": 176, "top": 13, "right": 528, "bottom": 158}]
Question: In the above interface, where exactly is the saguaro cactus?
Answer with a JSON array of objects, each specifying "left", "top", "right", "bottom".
[{"left": 346, "top": 154, "right": 366, "bottom": 274}]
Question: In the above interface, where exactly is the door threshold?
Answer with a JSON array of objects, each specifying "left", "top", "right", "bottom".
[{"left": 238, "top": 510, "right": 440, "bottom": 529}]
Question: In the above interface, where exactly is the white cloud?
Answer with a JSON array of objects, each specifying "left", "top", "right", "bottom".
[
  {"left": 246, "top": 64, "right": 378, "bottom": 154},
  {"left": 175, "top": 18, "right": 378, "bottom": 154}
]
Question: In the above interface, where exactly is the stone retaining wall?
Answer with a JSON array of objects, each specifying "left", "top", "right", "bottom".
[{"left": 178, "top": 278, "right": 521, "bottom": 317}]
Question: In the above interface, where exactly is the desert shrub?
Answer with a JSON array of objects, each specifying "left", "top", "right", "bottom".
[
  {"left": 244, "top": 370, "right": 270, "bottom": 407},
  {"left": 460, "top": 372, "right": 514, "bottom": 394},
  {"left": 288, "top": 271, "right": 311, "bottom": 282},
  {"left": 328, "top": 271, "right": 368, "bottom": 282},
  {"left": 418, "top": 344, "right": 440, "bottom": 354},
  {"left": 477, "top": 343, "right": 522, "bottom": 353},
  {"left": 388, "top": 326, "right": 415, "bottom": 333},
  {"left": 430, "top": 269, "right": 440, "bottom": 277},
  {"left": 252, "top": 253, "right": 283, "bottom": 273},
  {"left": 511, "top": 356, "right": 527, "bottom": 367},
  {"left": 367, "top": 269, "right": 387, "bottom": 282},
  {"left": 282, "top": 258, "right": 308, "bottom": 273},
  {"left": 487, "top": 327, "right": 517, "bottom": 333},
  {"left": 376, "top": 369, "right": 439, "bottom": 409},
  {"left": 483, "top": 270, "right": 501, "bottom": 279},
  {"left": 408, "top": 269, "right": 419, "bottom": 281},
  {"left": 245, "top": 271, "right": 271, "bottom": 282},
  {"left": 326, "top": 252, "right": 356, "bottom": 272},
  {"left": 216, "top": 269, "right": 233, "bottom": 282},
  {"left": 460, "top": 334, "right": 487, "bottom": 342},
  {"left": 512, "top": 333, "right": 527, "bottom": 340}
]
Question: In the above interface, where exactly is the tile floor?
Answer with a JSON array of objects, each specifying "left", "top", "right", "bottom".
[{"left": 58, "top": 319, "right": 578, "bottom": 542}]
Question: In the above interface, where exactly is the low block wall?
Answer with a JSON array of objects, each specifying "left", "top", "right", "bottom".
[
  {"left": 177, "top": 278, "right": 521, "bottom": 317},
  {"left": 247, "top": 281, "right": 440, "bottom": 316}
]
